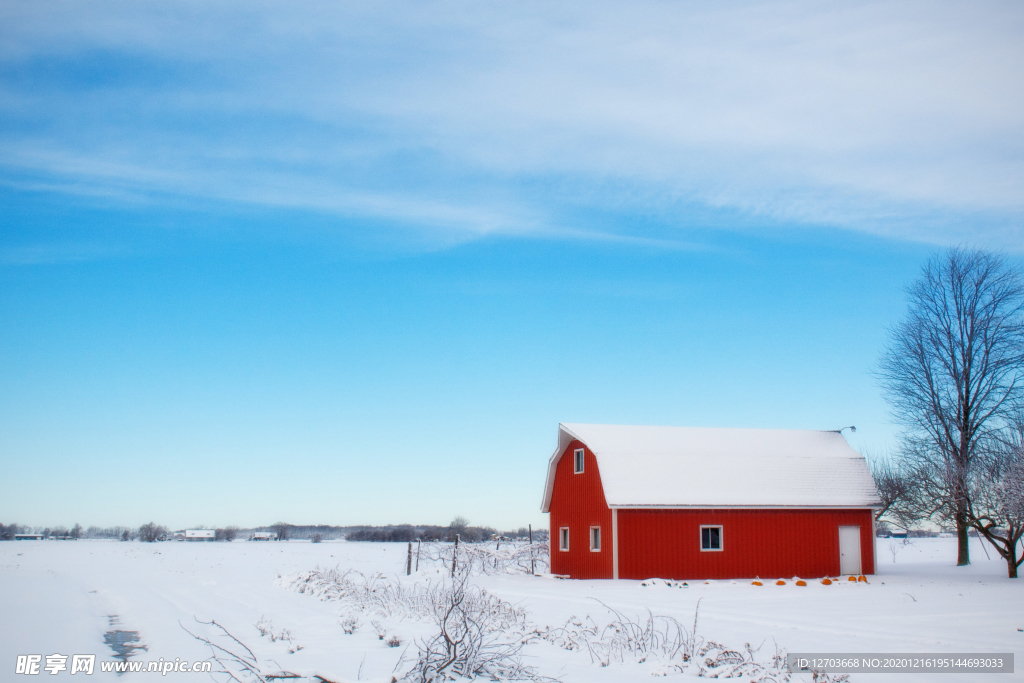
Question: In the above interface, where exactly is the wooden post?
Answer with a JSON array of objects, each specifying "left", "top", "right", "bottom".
[
  {"left": 452, "top": 534, "right": 459, "bottom": 577},
  {"left": 406, "top": 541, "right": 412, "bottom": 576},
  {"left": 416, "top": 539, "right": 421, "bottom": 572},
  {"left": 529, "top": 524, "right": 535, "bottom": 575}
]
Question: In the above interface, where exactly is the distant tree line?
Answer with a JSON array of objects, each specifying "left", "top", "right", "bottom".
[
  {"left": 344, "top": 518, "right": 546, "bottom": 543},
  {"left": 346, "top": 524, "right": 495, "bottom": 543},
  {"left": 0, "top": 523, "right": 85, "bottom": 540},
  {"left": 1, "top": 519, "right": 549, "bottom": 544}
]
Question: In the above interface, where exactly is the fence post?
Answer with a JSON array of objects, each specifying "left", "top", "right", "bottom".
[
  {"left": 529, "top": 524, "right": 535, "bottom": 576},
  {"left": 416, "top": 539, "right": 421, "bottom": 572},
  {"left": 407, "top": 541, "right": 413, "bottom": 576},
  {"left": 452, "top": 534, "right": 459, "bottom": 577}
]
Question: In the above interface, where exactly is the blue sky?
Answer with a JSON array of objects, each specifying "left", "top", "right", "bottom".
[{"left": 1, "top": 1, "right": 1022, "bottom": 530}]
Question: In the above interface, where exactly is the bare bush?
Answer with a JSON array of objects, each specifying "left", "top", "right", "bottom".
[
  {"left": 339, "top": 615, "right": 360, "bottom": 635},
  {"left": 542, "top": 600, "right": 701, "bottom": 669},
  {"left": 254, "top": 616, "right": 294, "bottom": 644},
  {"left": 281, "top": 566, "right": 549, "bottom": 681},
  {"left": 183, "top": 618, "right": 269, "bottom": 682},
  {"left": 183, "top": 619, "right": 328, "bottom": 682},
  {"left": 282, "top": 565, "right": 805, "bottom": 682},
  {"left": 283, "top": 567, "right": 436, "bottom": 619},
  {"left": 541, "top": 601, "right": 793, "bottom": 682},
  {"left": 138, "top": 522, "right": 167, "bottom": 542},
  {"left": 398, "top": 571, "right": 548, "bottom": 683},
  {"left": 419, "top": 541, "right": 549, "bottom": 576},
  {"left": 888, "top": 538, "right": 913, "bottom": 563},
  {"left": 693, "top": 640, "right": 795, "bottom": 682},
  {"left": 371, "top": 619, "right": 388, "bottom": 640}
]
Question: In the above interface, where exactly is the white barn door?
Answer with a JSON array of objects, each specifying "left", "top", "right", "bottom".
[{"left": 838, "top": 526, "right": 862, "bottom": 575}]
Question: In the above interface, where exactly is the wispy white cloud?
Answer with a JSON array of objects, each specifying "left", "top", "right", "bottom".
[{"left": 1, "top": 0, "right": 1022, "bottom": 249}]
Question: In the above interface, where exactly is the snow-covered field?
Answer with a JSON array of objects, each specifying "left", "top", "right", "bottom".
[{"left": 1, "top": 538, "right": 1021, "bottom": 682}]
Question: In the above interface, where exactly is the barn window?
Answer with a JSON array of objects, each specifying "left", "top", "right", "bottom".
[
  {"left": 559, "top": 527, "right": 570, "bottom": 551},
  {"left": 574, "top": 448, "right": 585, "bottom": 473},
  {"left": 700, "top": 525, "right": 723, "bottom": 551},
  {"left": 590, "top": 526, "right": 601, "bottom": 551}
]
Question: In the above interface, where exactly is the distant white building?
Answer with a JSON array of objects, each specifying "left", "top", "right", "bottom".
[
  {"left": 185, "top": 529, "right": 216, "bottom": 541},
  {"left": 251, "top": 532, "right": 276, "bottom": 541},
  {"left": 14, "top": 534, "right": 44, "bottom": 540}
]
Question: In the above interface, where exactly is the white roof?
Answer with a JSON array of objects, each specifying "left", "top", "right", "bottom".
[{"left": 540, "top": 423, "right": 881, "bottom": 511}]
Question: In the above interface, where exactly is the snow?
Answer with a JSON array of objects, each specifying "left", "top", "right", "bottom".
[
  {"left": 542, "top": 424, "right": 880, "bottom": 510},
  {"left": 1, "top": 538, "right": 1021, "bottom": 682}
]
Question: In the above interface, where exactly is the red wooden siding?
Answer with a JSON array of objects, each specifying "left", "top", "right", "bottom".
[
  {"left": 617, "top": 508, "right": 875, "bottom": 580},
  {"left": 548, "top": 440, "right": 614, "bottom": 579}
]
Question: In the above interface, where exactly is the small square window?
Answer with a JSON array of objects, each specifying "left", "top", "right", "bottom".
[
  {"left": 559, "top": 527, "right": 570, "bottom": 551},
  {"left": 590, "top": 526, "right": 601, "bottom": 552},
  {"left": 574, "top": 448, "right": 585, "bottom": 474},
  {"left": 700, "top": 525, "right": 723, "bottom": 551}
]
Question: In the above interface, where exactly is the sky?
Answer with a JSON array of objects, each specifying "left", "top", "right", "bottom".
[{"left": 1, "top": 0, "right": 1022, "bottom": 531}]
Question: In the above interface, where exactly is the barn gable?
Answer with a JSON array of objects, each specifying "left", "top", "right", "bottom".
[{"left": 542, "top": 423, "right": 881, "bottom": 511}]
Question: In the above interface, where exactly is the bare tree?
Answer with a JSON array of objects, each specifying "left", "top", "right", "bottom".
[
  {"left": 878, "top": 247, "right": 1024, "bottom": 565},
  {"left": 269, "top": 522, "right": 291, "bottom": 541},
  {"left": 967, "top": 421, "right": 1024, "bottom": 577},
  {"left": 138, "top": 522, "right": 167, "bottom": 542},
  {"left": 70, "top": 523, "right": 83, "bottom": 540},
  {"left": 868, "top": 454, "right": 918, "bottom": 529},
  {"left": 448, "top": 516, "right": 470, "bottom": 542}
]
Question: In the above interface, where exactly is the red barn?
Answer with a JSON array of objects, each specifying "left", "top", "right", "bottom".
[{"left": 541, "top": 423, "right": 881, "bottom": 580}]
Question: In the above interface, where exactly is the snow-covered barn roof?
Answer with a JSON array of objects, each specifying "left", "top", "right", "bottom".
[{"left": 540, "top": 423, "right": 881, "bottom": 512}]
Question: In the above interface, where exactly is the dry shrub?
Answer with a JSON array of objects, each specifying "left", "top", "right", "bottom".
[
  {"left": 398, "top": 571, "right": 550, "bottom": 682},
  {"left": 419, "top": 541, "right": 550, "bottom": 576}
]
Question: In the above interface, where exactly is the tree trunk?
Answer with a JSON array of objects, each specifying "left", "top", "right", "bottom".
[
  {"left": 1007, "top": 530, "right": 1020, "bottom": 579},
  {"left": 956, "top": 509, "right": 971, "bottom": 566}
]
